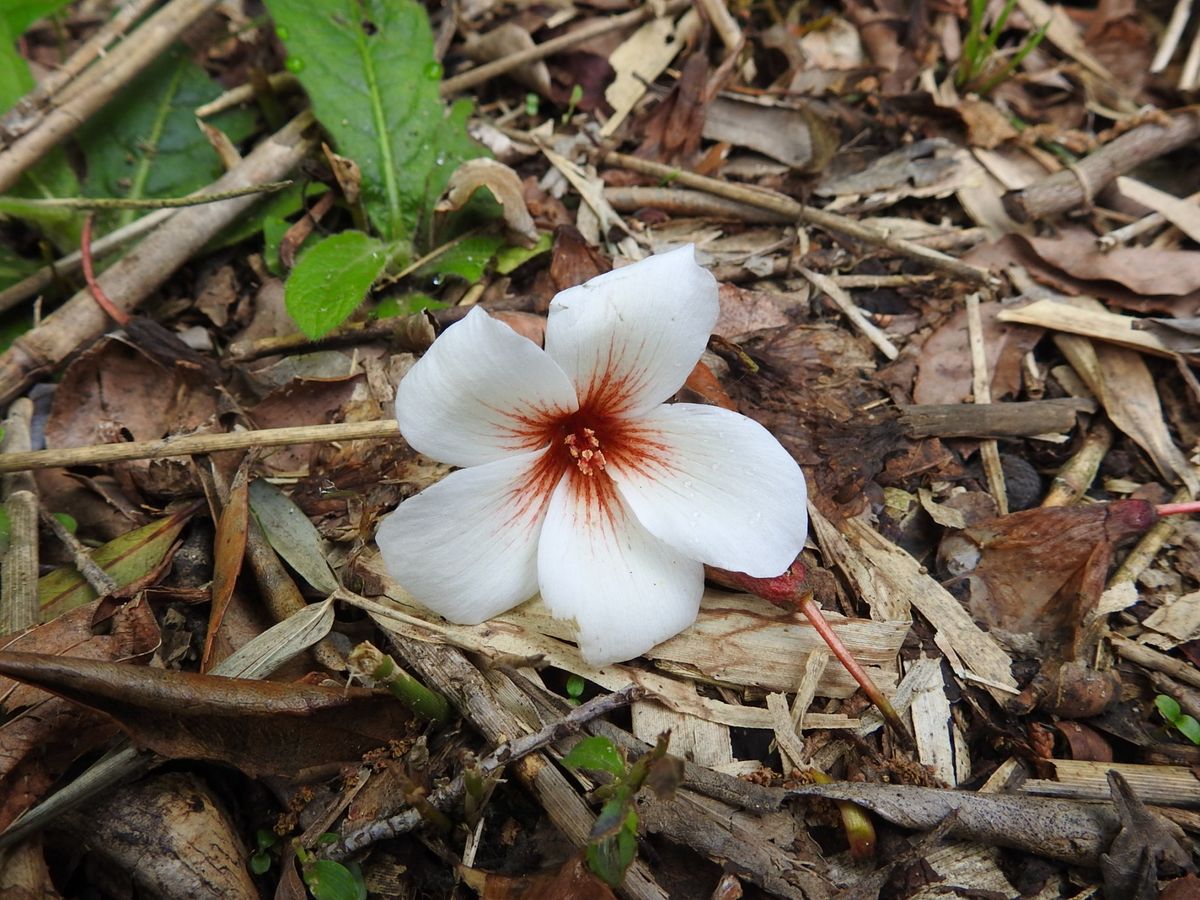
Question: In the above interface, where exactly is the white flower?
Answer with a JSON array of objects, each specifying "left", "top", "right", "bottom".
[{"left": 376, "top": 246, "right": 808, "bottom": 665}]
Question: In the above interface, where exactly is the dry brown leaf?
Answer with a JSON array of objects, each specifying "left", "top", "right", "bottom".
[
  {"left": 1024, "top": 229, "right": 1200, "bottom": 297},
  {"left": 439, "top": 158, "right": 539, "bottom": 247},
  {"left": 0, "top": 652, "right": 413, "bottom": 779},
  {"left": 715, "top": 283, "right": 790, "bottom": 338},
  {"left": 462, "top": 23, "right": 552, "bottom": 95},
  {"left": 913, "top": 301, "right": 1040, "bottom": 405},
  {"left": 1101, "top": 771, "right": 1194, "bottom": 899},
  {"left": 203, "top": 463, "right": 249, "bottom": 672},
  {"left": 702, "top": 97, "right": 838, "bottom": 173},
  {"left": 0, "top": 598, "right": 160, "bottom": 831}
]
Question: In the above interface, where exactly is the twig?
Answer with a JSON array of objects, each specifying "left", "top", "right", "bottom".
[
  {"left": 0, "top": 0, "right": 223, "bottom": 194},
  {"left": 1, "top": 181, "right": 291, "bottom": 211},
  {"left": 1111, "top": 634, "right": 1200, "bottom": 691},
  {"left": 0, "top": 420, "right": 399, "bottom": 473},
  {"left": 0, "top": 112, "right": 316, "bottom": 407},
  {"left": 599, "top": 150, "right": 996, "bottom": 286},
  {"left": 1002, "top": 111, "right": 1200, "bottom": 223},
  {"left": 195, "top": 72, "right": 301, "bottom": 117},
  {"left": 326, "top": 683, "right": 645, "bottom": 860},
  {"left": 1181, "top": 17, "right": 1200, "bottom": 89},
  {"left": 39, "top": 506, "right": 118, "bottom": 598},
  {"left": 966, "top": 293, "right": 1008, "bottom": 516},
  {"left": 1097, "top": 187, "right": 1200, "bottom": 250},
  {"left": 1108, "top": 485, "right": 1191, "bottom": 588},
  {"left": 440, "top": 1, "right": 688, "bottom": 96},
  {"left": 605, "top": 186, "right": 792, "bottom": 224},
  {"left": 1, "top": 399, "right": 39, "bottom": 634}
]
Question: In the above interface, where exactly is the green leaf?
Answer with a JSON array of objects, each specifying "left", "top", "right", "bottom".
[
  {"left": 565, "top": 673, "right": 586, "bottom": 700},
  {"left": 372, "top": 293, "right": 446, "bottom": 319},
  {"left": 0, "top": 16, "right": 33, "bottom": 114},
  {"left": 0, "top": 242, "right": 40, "bottom": 292},
  {"left": 262, "top": 0, "right": 482, "bottom": 244},
  {"left": 496, "top": 231, "right": 551, "bottom": 275},
  {"left": 77, "top": 47, "right": 256, "bottom": 231},
  {"left": 416, "top": 234, "right": 504, "bottom": 283},
  {"left": 284, "top": 230, "right": 390, "bottom": 338},
  {"left": 52, "top": 512, "right": 76, "bottom": 534},
  {"left": 563, "top": 736, "right": 626, "bottom": 778},
  {"left": 1178, "top": 715, "right": 1200, "bottom": 746},
  {"left": 586, "top": 814, "right": 638, "bottom": 889},
  {"left": 1157, "top": 694, "right": 1183, "bottom": 723},
  {"left": 5, "top": 0, "right": 74, "bottom": 36},
  {"left": 303, "top": 859, "right": 366, "bottom": 900},
  {"left": 248, "top": 479, "right": 340, "bottom": 593}
]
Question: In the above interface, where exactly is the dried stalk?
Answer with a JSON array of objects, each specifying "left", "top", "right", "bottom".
[
  {"left": 599, "top": 151, "right": 996, "bottom": 286},
  {"left": 0, "top": 0, "right": 223, "bottom": 193},
  {"left": 39, "top": 506, "right": 117, "bottom": 598},
  {"left": 0, "top": 420, "right": 398, "bottom": 473},
  {"left": 1108, "top": 485, "right": 1191, "bottom": 588},
  {"left": 0, "top": 112, "right": 316, "bottom": 407},
  {"left": 1041, "top": 419, "right": 1114, "bottom": 507},
  {"left": 1, "top": 399, "right": 38, "bottom": 633}
]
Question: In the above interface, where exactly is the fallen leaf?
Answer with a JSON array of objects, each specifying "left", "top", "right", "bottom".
[
  {"left": 0, "top": 652, "right": 413, "bottom": 779},
  {"left": 439, "top": 158, "right": 539, "bottom": 247},
  {"left": 203, "top": 464, "right": 249, "bottom": 672},
  {"left": 462, "top": 23, "right": 552, "bottom": 96},
  {"left": 38, "top": 507, "right": 195, "bottom": 621},
  {"left": 1055, "top": 721, "right": 1113, "bottom": 762},
  {"left": 248, "top": 479, "right": 339, "bottom": 595},
  {"left": 702, "top": 96, "right": 838, "bottom": 173},
  {"left": 0, "top": 598, "right": 160, "bottom": 831},
  {"left": 1101, "top": 771, "right": 1194, "bottom": 899},
  {"left": 1024, "top": 228, "right": 1200, "bottom": 296}
]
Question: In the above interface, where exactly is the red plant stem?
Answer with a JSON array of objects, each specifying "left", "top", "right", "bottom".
[
  {"left": 797, "top": 593, "right": 914, "bottom": 749},
  {"left": 81, "top": 214, "right": 131, "bottom": 327},
  {"left": 1156, "top": 500, "right": 1200, "bottom": 517}
]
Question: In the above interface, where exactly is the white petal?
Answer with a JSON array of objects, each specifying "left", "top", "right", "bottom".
[
  {"left": 376, "top": 449, "right": 560, "bottom": 623},
  {"left": 397, "top": 307, "right": 578, "bottom": 467},
  {"left": 544, "top": 245, "right": 718, "bottom": 417},
  {"left": 608, "top": 404, "right": 807, "bottom": 578},
  {"left": 537, "top": 472, "right": 704, "bottom": 665}
]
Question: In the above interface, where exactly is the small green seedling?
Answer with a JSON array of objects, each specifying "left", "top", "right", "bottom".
[
  {"left": 295, "top": 837, "right": 367, "bottom": 900},
  {"left": 563, "top": 733, "right": 681, "bottom": 887},
  {"left": 956, "top": 0, "right": 1049, "bottom": 95},
  {"left": 1156, "top": 694, "right": 1200, "bottom": 745},
  {"left": 250, "top": 828, "right": 278, "bottom": 875}
]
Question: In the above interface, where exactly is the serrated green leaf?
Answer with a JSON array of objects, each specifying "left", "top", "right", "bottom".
[
  {"left": 263, "top": 0, "right": 482, "bottom": 244},
  {"left": 5, "top": 0, "right": 74, "bottom": 36},
  {"left": 77, "top": 47, "right": 256, "bottom": 231},
  {"left": 303, "top": 859, "right": 366, "bottom": 900},
  {"left": 1157, "top": 694, "right": 1183, "bottom": 723},
  {"left": 416, "top": 234, "right": 504, "bottom": 283},
  {"left": 248, "top": 479, "right": 340, "bottom": 593},
  {"left": 563, "top": 736, "right": 626, "bottom": 777},
  {"left": 496, "top": 232, "right": 551, "bottom": 275},
  {"left": 285, "top": 230, "right": 390, "bottom": 337}
]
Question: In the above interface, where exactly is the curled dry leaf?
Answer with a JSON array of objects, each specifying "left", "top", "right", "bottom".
[
  {"left": 0, "top": 652, "right": 413, "bottom": 779},
  {"left": 1101, "top": 771, "right": 1195, "bottom": 899},
  {"left": 1023, "top": 229, "right": 1200, "bottom": 297},
  {"left": 458, "top": 853, "right": 616, "bottom": 900},
  {"left": 439, "top": 158, "right": 539, "bottom": 247},
  {"left": 462, "top": 23, "right": 553, "bottom": 96}
]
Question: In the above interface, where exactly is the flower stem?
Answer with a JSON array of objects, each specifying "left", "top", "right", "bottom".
[{"left": 1156, "top": 500, "right": 1200, "bottom": 517}]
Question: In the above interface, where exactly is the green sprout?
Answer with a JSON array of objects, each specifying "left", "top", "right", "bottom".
[
  {"left": 1156, "top": 694, "right": 1200, "bottom": 745},
  {"left": 956, "top": 0, "right": 1049, "bottom": 95}
]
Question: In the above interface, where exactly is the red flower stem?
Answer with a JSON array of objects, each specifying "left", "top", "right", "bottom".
[
  {"left": 81, "top": 214, "right": 131, "bottom": 327},
  {"left": 797, "top": 592, "right": 914, "bottom": 748},
  {"left": 1156, "top": 500, "right": 1200, "bottom": 517}
]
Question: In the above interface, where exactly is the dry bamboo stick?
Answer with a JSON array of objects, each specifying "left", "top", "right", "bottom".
[
  {"left": 0, "top": 420, "right": 398, "bottom": 473},
  {"left": 0, "top": 112, "right": 315, "bottom": 407}
]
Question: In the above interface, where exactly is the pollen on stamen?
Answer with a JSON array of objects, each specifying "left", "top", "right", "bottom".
[{"left": 563, "top": 429, "right": 608, "bottom": 476}]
